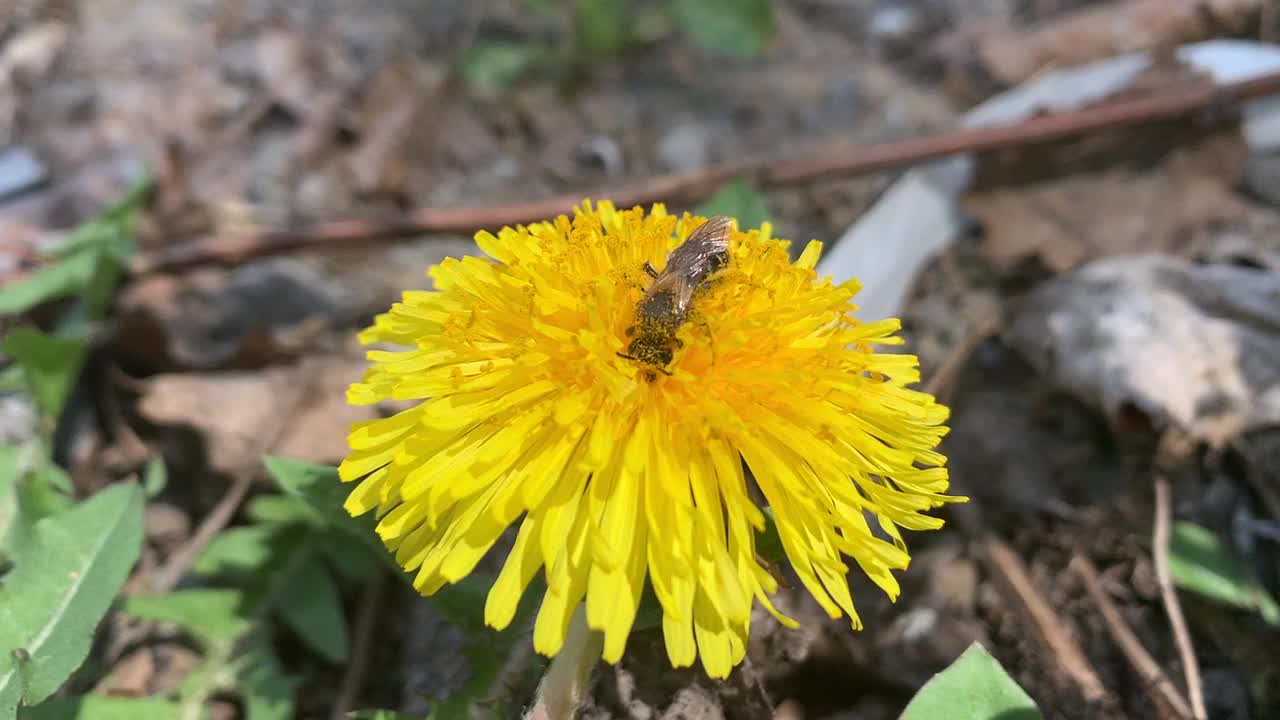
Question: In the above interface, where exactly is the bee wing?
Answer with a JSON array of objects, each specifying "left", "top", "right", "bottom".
[
  {"left": 653, "top": 272, "right": 698, "bottom": 318},
  {"left": 663, "top": 216, "right": 732, "bottom": 277},
  {"left": 639, "top": 216, "right": 733, "bottom": 322}
]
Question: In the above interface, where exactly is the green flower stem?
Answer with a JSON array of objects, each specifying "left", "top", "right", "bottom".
[{"left": 524, "top": 605, "right": 602, "bottom": 720}]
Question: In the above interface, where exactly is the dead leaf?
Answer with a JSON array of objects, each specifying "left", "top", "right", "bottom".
[
  {"left": 347, "top": 56, "right": 445, "bottom": 196},
  {"left": 975, "top": 0, "right": 1261, "bottom": 86},
  {"left": 137, "top": 356, "right": 375, "bottom": 476},
  {"left": 963, "top": 128, "right": 1251, "bottom": 273},
  {"left": 1006, "top": 255, "right": 1280, "bottom": 447},
  {"left": 0, "top": 21, "right": 69, "bottom": 143},
  {"left": 115, "top": 257, "right": 367, "bottom": 371},
  {"left": 253, "top": 27, "right": 352, "bottom": 125},
  {"left": 96, "top": 648, "right": 155, "bottom": 698}
]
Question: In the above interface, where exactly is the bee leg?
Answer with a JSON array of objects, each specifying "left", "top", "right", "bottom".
[
  {"left": 617, "top": 351, "right": 638, "bottom": 362},
  {"left": 643, "top": 262, "right": 659, "bottom": 279},
  {"left": 698, "top": 318, "right": 717, "bottom": 366}
]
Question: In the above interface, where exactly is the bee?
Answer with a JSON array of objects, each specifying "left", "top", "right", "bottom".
[{"left": 618, "top": 215, "right": 733, "bottom": 379}]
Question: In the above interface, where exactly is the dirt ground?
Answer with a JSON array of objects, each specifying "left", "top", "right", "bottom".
[{"left": 4, "top": 1, "right": 1280, "bottom": 719}]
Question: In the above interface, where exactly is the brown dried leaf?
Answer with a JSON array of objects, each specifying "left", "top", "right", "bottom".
[
  {"left": 253, "top": 27, "right": 352, "bottom": 125},
  {"left": 975, "top": 0, "right": 1261, "bottom": 86},
  {"left": 95, "top": 647, "right": 155, "bottom": 698},
  {"left": 963, "top": 128, "right": 1251, "bottom": 273},
  {"left": 0, "top": 21, "right": 69, "bottom": 142},
  {"left": 115, "top": 258, "right": 367, "bottom": 371},
  {"left": 137, "top": 356, "right": 374, "bottom": 476},
  {"left": 347, "top": 57, "right": 445, "bottom": 196}
]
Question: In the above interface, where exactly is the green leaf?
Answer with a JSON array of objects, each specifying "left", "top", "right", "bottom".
[
  {"left": 425, "top": 640, "right": 502, "bottom": 720},
  {"left": 631, "top": 4, "right": 675, "bottom": 44},
  {"left": 235, "top": 639, "right": 298, "bottom": 720},
  {"left": 2, "top": 328, "right": 89, "bottom": 421},
  {"left": 142, "top": 459, "right": 167, "bottom": 499},
  {"left": 315, "top": 534, "right": 375, "bottom": 584},
  {"left": 0, "top": 179, "right": 148, "bottom": 319},
  {"left": 18, "top": 695, "right": 178, "bottom": 720},
  {"left": 459, "top": 42, "right": 552, "bottom": 96},
  {"left": 349, "top": 711, "right": 418, "bottom": 720},
  {"left": 574, "top": 0, "right": 629, "bottom": 56},
  {"left": 0, "top": 366, "right": 25, "bottom": 394},
  {"left": 0, "top": 447, "right": 31, "bottom": 560},
  {"left": 0, "top": 483, "right": 145, "bottom": 712},
  {"left": 695, "top": 177, "right": 771, "bottom": 231},
  {"left": 262, "top": 457, "right": 395, "bottom": 568},
  {"left": 428, "top": 573, "right": 497, "bottom": 632},
  {"left": 123, "top": 589, "right": 250, "bottom": 645},
  {"left": 669, "top": 0, "right": 772, "bottom": 59},
  {"left": 755, "top": 506, "right": 784, "bottom": 564},
  {"left": 1168, "top": 521, "right": 1280, "bottom": 625},
  {"left": 266, "top": 457, "right": 497, "bottom": 630},
  {"left": 0, "top": 253, "right": 97, "bottom": 317},
  {"left": 12, "top": 466, "right": 74, "bottom": 536},
  {"left": 0, "top": 445, "right": 73, "bottom": 563},
  {"left": 423, "top": 576, "right": 545, "bottom": 720},
  {"left": 899, "top": 643, "right": 1041, "bottom": 720},
  {"left": 192, "top": 525, "right": 279, "bottom": 578},
  {"left": 49, "top": 178, "right": 148, "bottom": 262},
  {"left": 276, "top": 556, "right": 349, "bottom": 663},
  {"left": 634, "top": 582, "right": 663, "bottom": 633},
  {"left": 244, "top": 494, "right": 315, "bottom": 528}
]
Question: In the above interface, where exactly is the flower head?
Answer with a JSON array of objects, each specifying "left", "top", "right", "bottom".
[{"left": 340, "top": 201, "right": 961, "bottom": 678}]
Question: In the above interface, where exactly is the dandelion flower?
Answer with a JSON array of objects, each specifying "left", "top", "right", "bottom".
[{"left": 339, "top": 201, "right": 961, "bottom": 679}]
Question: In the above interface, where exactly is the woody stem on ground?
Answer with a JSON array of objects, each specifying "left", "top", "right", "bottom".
[
  {"left": 120, "top": 69, "right": 1280, "bottom": 275},
  {"left": 523, "top": 606, "right": 603, "bottom": 720}
]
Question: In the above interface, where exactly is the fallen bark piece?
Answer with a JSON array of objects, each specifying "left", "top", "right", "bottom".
[{"left": 1006, "top": 255, "right": 1280, "bottom": 446}]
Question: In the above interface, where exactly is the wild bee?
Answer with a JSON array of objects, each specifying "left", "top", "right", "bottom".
[{"left": 618, "top": 215, "right": 733, "bottom": 379}]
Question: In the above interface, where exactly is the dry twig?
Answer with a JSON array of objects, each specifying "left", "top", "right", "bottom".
[
  {"left": 147, "top": 367, "right": 317, "bottom": 591},
  {"left": 923, "top": 314, "right": 1002, "bottom": 400},
  {"left": 147, "top": 474, "right": 253, "bottom": 592},
  {"left": 123, "top": 70, "right": 1280, "bottom": 275},
  {"left": 1153, "top": 474, "right": 1207, "bottom": 720},
  {"left": 980, "top": 536, "right": 1111, "bottom": 704},
  {"left": 1070, "top": 553, "right": 1195, "bottom": 720},
  {"left": 331, "top": 571, "right": 387, "bottom": 720}
]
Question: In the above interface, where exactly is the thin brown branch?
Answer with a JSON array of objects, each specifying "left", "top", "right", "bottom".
[
  {"left": 923, "top": 314, "right": 1002, "bottom": 400},
  {"left": 980, "top": 536, "right": 1111, "bottom": 704},
  {"left": 331, "top": 571, "right": 387, "bottom": 720},
  {"left": 148, "top": 474, "right": 253, "bottom": 593},
  {"left": 127, "top": 69, "right": 1280, "bottom": 275},
  {"left": 1154, "top": 474, "right": 1207, "bottom": 720},
  {"left": 1070, "top": 553, "right": 1195, "bottom": 720},
  {"left": 147, "top": 366, "right": 317, "bottom": 592}
]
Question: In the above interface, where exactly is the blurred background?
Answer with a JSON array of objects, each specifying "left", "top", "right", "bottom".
[{"left": 3, "top": 1, "right": 1280, "bottom": 719}]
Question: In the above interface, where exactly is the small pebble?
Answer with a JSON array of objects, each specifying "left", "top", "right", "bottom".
[{"left": 656, "top": 123, "right": 710, "bottom": 173}]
